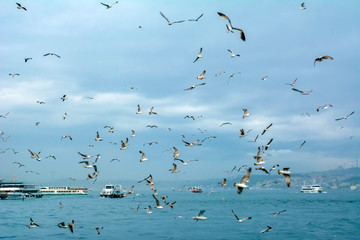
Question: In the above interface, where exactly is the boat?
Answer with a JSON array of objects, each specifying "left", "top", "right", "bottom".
[
  {"left": 189, "top": 186, "right": 203, "bottom": 193},
  {"left": 0, "top": 182, "right": 43, "bottom": 200},
  {"left": 350, "top": 184, "right": 357, "bottom": 191},
  {"left": 301, "top": 181, "right": 323, "bottom": 193},
  {"left": 100, "top": 184, "right": 127, "bottom": 198},
  {"left": 39, "top": 186, "right": 88, "bottom": 195}
]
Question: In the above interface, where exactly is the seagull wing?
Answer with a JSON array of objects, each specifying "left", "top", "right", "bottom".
[
  {"left": 231, "top": 210, "right": 240, "bottom": 221},
  {"left": 346, "top": 111, "right": 355, "bottom": 118},
  {"left": 159, "top": 11, "right": 170, "bottom": 23},
  {"left": 284, "top": 174, "right": 291, "bottom": 187},
  {"left": 198, "top": 209, "right": 205, "bottom": 217},
  {"left": 195, "top": 14, "right": 204, "bottom": 21},
  {"left": 240, "top": 167, "right": 252, "bottom": 184},
  {"left": 101, "top": 2, "right": 110, "bottom": 7},
  {"left": 217, "top": 12, "right": 231, "bottom": 25}
]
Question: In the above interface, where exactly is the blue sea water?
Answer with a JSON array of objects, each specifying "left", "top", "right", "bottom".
[{"left": 0, "top": 188, "right": 359, "bottom": 239}]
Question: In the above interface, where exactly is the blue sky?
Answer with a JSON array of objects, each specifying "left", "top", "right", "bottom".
[{"left": 0, "top": 0, "right": 359, "bottom": 184}]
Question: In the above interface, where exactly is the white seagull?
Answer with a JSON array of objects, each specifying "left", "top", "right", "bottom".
[
  {"left": 193, "top": 210, "right": 208, "bottom": 221},
  {"left": 234, "top": 167, "right": 252, "bottom": 194}
]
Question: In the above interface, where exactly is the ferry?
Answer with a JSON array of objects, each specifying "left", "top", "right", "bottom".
[
  {"left": 189, "top": 186, "right": 203, "bottom": 193},
  {"left": 100, "top": 184, "right": 127, "bottom": 198},
  {"left": 0, "top": 182, "right": 43, "bottom": 200},
  {"left": 39, "top": 186, "right": 88, "bottom": 195},
  {"left": 301, "top": 181, "right": 323, "bottom": 193}
]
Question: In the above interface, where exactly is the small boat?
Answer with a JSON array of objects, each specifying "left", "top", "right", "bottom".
[
  {"left": 0, "top": 182, "right": 43, "bottom": 200},
  {"left": 39, "top": 186, "right": 88, "bottom": 195},
  {"left": 350, "top": 184, "right": 357, "bottom": 191},
  {"left": 301, "top": 181, "right": 323, "bottom": 193},
  {"left": 189, "top": 186, "right": 203, "bottom": 193},
  {"left": 100, "top": 184, "right": 126, "bottom": 198}
]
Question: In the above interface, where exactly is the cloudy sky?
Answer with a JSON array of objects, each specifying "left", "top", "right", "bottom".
[{"left": 0, "top": 0, "right": 359, "bottom": 184}]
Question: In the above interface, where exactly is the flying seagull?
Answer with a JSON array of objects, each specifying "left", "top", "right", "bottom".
[
  {"left": 314, "top": 55, "right": 333, "bottom": 66},
  {"left": 234, "top": 167, "right": 252, "bottom": 194},
  {"left": 278, "top": 168, "right": 291, "bottom": 187},
  {"left": 261, "top": 225, "right": 273, "bottom": 234},
  {"left": 60, "top": 95, "right": 67, "bottom": 101},
  {"left": 261, "top": 123, "right": 273, "bottom": 135},
  {"left": 175, "top": 158, "right": 198, "bottom": 165},
  {"left": 300, "top": 2, "right": 306, "bottom": 10},
  {"left": 239, "top": 129, "right": 246, "bottom": 138},
  {"left": 78, "top": 152, "right": 92, "bottom": 159},
  {"left": 197, "top": 70, "right": 206, "bottom": 80},
  {"left": 270, "top": 209, "right": 287, "bottom": 216},
  {"left": 231, "top": 210, "right": 252, "bottom": 223},
  {"left": 193, "top": 210, "right": 208, "bottom": 221},
  {"left": 242, "top": 109, "right": 251, "bottom": 119},
  {"left": 228, "top": 49, "right": 240, "bottom": 58},
  {"left": 292, "top": 88, "right": 312, "bottom": 95},
  {"left": 193, "top": 48, "right": 203, "bottom": 63},
  {"left": 100, "top": 1, "right": 118, "bottom": 9},
  {"left": 9, "top": 73, "right": 20, "bottom": 77},
  {"left": 153, "top": 194, "right": 167, "bottom": 209},
  {"left": 24, "top": 57, "right": 32, "bottom": 62},
  {"left": 159, "top": 11, "right": 185, "bottom": 25},
  {"left": 188, "top": 13, "right": 204, "bottom": 22},
  {"left": 335, "top": 111, "right": 354, "bottom": 121},
  {"left": 95, "top": 131, "right": 103, "bottom": 141},
  {"left": 298, "top": 140, "right": 306, "bottom": 149},
  {"left": 317, "top": 104, "right": 333, "bottom": 112},
  {"left": 28, "top": 218, "right": 39, "bottom": 228},
  {"left": 256, "top": 167, "right": 269, "bottom": 174},
  {"left": 43, "top": 53, "right": 61, "bottom": 58},
  {"left": 16, "top": 3, "right": 27, "bottom": 11},
  {"left": 285, "top": 78, "right": 297, "bottom": 87},
  {"left": 94, "top": 225, "right": 103, "bottom": 235},
  {"left": 218, "top": 178, "right": 227, "bottom": 187},
  {"left": 169, "top": 163, "right": 179, "bottom": 173},
  {"left": 139, "top": 151, "right": 148, "bottom": 162},
  {"left": 136, "top": 104, "right": 142, "bottom": 114},
  {"left": 184, "top": 82, "right": 206, "bottom": 91},
  {"left": 79, "top": 161, "right": 98, "bottom": 172},
  {"left": 217, "top": 12, "right": 245, "bottom": 41},
  {"left": 265, "top": 138, "right": 273, "bottom": 150},
  {"left": 0, "top": 112, "right": 9, "bottom": 118}
]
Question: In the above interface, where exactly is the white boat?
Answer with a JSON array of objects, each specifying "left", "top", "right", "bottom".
[
  {"left": 100, "top": 184, "right": 126, "bottom": 198},
  {"left": 39, "top": 186, "right": 88, "bottom": 195},
  {"left": 0, "top": 182, "right": 43, "bottom": 200},
  {"left": 301, "top": 181, "right": 323, "bottom": 193}
]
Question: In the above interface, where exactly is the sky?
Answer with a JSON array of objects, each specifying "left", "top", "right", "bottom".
[{"left": 0, "top": 0, "right": 359, "bottom": 185}]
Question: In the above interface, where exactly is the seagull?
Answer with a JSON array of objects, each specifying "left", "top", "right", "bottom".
[
  {"left": 36, "top": 101, "right": 45, "bottom": 104},
  {"left": 278, "top": 167, "right": 291, "bottom": 187},
  {"left": 9, "top": 73, "right": 20, "bottom": 77},
  {"left": 256, "top": 167, "right": 269, "bottom": 174},
  {"left": 169, "top": 201, "right": 176, "bottom": 209},
  {"left": 317, "top": 104, "right": 333, "bottom": 112},
  {"left": 234, "top": 167, "right": 252, "bottom": 194},
  {"left": 243, "top": 109, "right": 251, "bottom": 119},
  {"left": 193, "top": 210, "right": 208, "bottom": 221},
  {"left": 270, "top": 209, "right": 287, "bottom": 216},
  {"left": 120, "top": 140, "right": 127, "bottom": 150},
  {"left": 193, "top": 48, "right": 203, "bottom": 63},
  {"left": 13, "top": 162, "right": 25, "bottom": 168},
  {"left": 0, "top": 112, "right": 9, "bottom": 119},
  {"left": 215, "top": 71, "right": 225, "bottom": 77},
  {"left": 28, "top": 218, "right": 39, "bottom": 228},
  {"left": 261, "top": 76, "right": 268, "bottom": 81},
  {"left": 100, "top": 1, "right": 118, "bottom": 9},
  {"left": 335, "top": 111, "right": 354, "bottom": 121},
  {"left": 131, "top": 204, "right": 140, "bottom": 211},
  {"left": 131, "top": 130, "right": 135, "bottom": 137},
  {"left": 78, "top": 152, "right": 93, "bottom": 159},
  {"left": 145, "top": 205, "right": 153, "bottom": 214},
  {"left": 143, "top": 141, "right": 158, "bottom": 146},
  {"left": 187, "top": 12, "right": 204, "bottom": 21},
  {"left": 110, "top": 158, "right": 120, "bottom": 163},
  {"left": 45, "top": 155, "right": 56, "bottom": 160},
  {"left": 149, "top": 107, "right": 158, "bottom": 115},
  {"left": 217, "top": 12, "right": 245, "bottom": 41},
  {"left": 184, "top": 82, "right": 206, "bottom": 91},
  {"left": 231, "top": 210, "right": 252, "bottom": 223},
  {"left": 173, "top": 147, "right": 180, "bottom": 159},
  {"left": 261, "top": 180, "right": 284, "bottom": 186},
  {"left": 265, "top": 138, "right": 273, "bottom": 150},
  {"left": 68, "top": 220, "right": 75, "bottom": 233},
  {"left": 43, "top": 53, "right": 61, "bottom": 58},
  {"left": 169, "top": 163, "right": 179, "bottom": 173},
  {"left": 314, "top": 55, "right": 333, "bottom": 66},
  {"left": 139, "top": 151, "right": 148, "bottom": 162},
  {"left": 301, "top": 112, "right": 311, "bottom": 117},
  {"left": 79, "top": 161, "right": 97, "bottom": 172},
  {"left": 16, "top": 3, "right": 27, "bottom": 11},
  {"left": 240, "top": 128, "right": 249, "bottom": 138},
  {"left": 220, "top": 122, "right": 232, "bottom": 127},
  {"left": 285, "top": 78, "right": 297, "bottom": 86},
  {"left": 69, "top": 177, "right": 76, "bottom": 181},
  {"left": 228, "top": 49, "right": 240, "bottom": 58},
  {"left": 146, "top": 125, "right": 158, "bottom": 128},
  {"left": 153, "top": 194, "right": 167, "bottom": 209},
  {"left": 28, "top": 149, "right": 41, "bottom": 161},
  {"left": 300, "top": 2, "right": 306, "bottom": 10},
  {"left": 94, "top": 226, "right": 103, "bottom": 235},
  {"left": 269, "top": 164, "right": 279, "bottom": 172},
  {"left": 218, "top": 178, "right": 227, "bottom": 187},
  {"left": 262, "top": 123, "right": 273, "bottom": 135},
  {"left": 12, "top": 149, "right": 19, "bottom": 154},
  {"left": 95, "top": 131, "right": 103, "bottom": 141},
  {"left": 228, "top": 72, "right": 241, "bottom": 79},
  {"left": 24, "top": 57, "right": 32, "bottom": 62},
  {"left": 136, "top": 104, "right": 142, "bottom": 114},
  {"left": 175, "top": 159, "right": 198, "bottom": 165},
  {"left": 62, "top": 113, "right": 67, "bottom": 120},
  {"left": 261, "top": 225, "right": 273, "bottom": 234},
  {"left": 61, "top": 135, "right": 72, "bottom": 140},
  {"left": 25, "top": 170, "right": 39, "bottom": 175},
  {"left": 159, "top": 11, "right": 185, "bottom": 25},
  {"left": 184, "top": 115, "right": 196, "bottom": 120},
  {"left": 60, "top": 95, "right": 67, "bottom": 101},
  {"left": 298, "top": 140, "right": 306, "bottom": 149},
  {"left": 197, "top": 70, "right": 206, "bottom": 80},
  {"left": 292, "top": 88, "right": 312, "bottom": 95},
  {"left": 248, "top": 134, "right": 259, "bottom": 143},
  {"left": 34, "top": 122, "right": 40, "bottom": 126}
]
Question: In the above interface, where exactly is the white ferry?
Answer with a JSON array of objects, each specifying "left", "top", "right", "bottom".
[
  {"left": 0, "top": 182, "right": 43, "bottom": 200},
  {"left": 301, "top": 181, "right": 323, "bottom": 193},
  {"left": 39, "top": 186, "right": 88, "bottom": 195},
  {"left": 100, "top": 184, "right": 126, "bottom": 198}
]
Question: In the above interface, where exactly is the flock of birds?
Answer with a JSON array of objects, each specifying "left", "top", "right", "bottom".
[{"left": 1, "top": 1, "right": 357, "bottom": 237}]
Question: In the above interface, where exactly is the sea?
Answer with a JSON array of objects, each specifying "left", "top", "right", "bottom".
[{"left": 1, "top": 188, "right": 359, "bottom": 240}]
